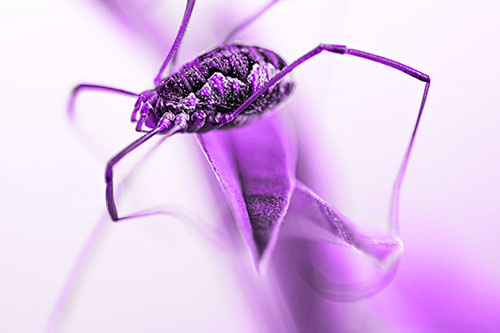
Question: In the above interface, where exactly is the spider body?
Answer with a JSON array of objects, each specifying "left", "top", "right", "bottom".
[
  {"left": 68, "top": 0, "right": 430, "bottom": 221},
  {"left": 134, "top": 43, "right": 294, "bottom": 133}
]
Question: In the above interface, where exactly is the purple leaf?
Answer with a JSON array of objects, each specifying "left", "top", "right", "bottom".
[
  {"left": 276, "top": 180, "right": 403, "bottom": 301},
  {"left": 284, "top": 181, "right": 403, "bottom": 269},
  {"left": 198, "top": 113, "right": 296, "bottom": 268}
]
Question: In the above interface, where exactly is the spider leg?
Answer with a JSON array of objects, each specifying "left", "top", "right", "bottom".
[
  {"left": 168, "top": 53, "right": 180, "bottom": 75},
  {"left": 67, "top": 83, "right": 138, "bottom": 119},
  {"left": 105, "top": 113, "right": 189, "bottom": 221},
  {"left": 224, "top": 43, "right": 430, "bottom": 228},
  {"left": 167, "top": 0, "right": 280, "bottom": 74},
  {"left": 226, "top": 43, "right": 430, "bottom": 125},
  {"left": 154, "top": 0, "right": 196, "bottom": 85},
  {"left": 221, "top": 0, "right": 280, "bottom": 44}
]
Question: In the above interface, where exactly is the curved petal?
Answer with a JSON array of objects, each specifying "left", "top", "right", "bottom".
[
  {"left": 273, "top": 180, "right": 403, "bottom": 302},
  {"left": 284, "top": 181, "right": 403, "bottom": 268},
  {"left": 198, "top": 114, "right": 296, "bottom": 268}
]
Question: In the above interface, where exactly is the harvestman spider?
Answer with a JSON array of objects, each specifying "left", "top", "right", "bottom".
[{"left": 68, "top": 0, "right": 430, "bottom": 222}]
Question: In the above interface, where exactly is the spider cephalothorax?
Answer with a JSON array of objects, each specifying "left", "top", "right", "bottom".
[{"left": 133, "top": 43, "right": 294, "bottom": 134}]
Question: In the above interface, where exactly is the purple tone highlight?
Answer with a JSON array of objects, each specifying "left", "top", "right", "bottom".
[{"left": 67, "top": 84, "right": 138, "bottom": 119}]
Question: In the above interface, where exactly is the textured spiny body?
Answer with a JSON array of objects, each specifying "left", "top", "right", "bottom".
[
  {"left": 69, "top": 0, "right": 430, "bottom": 221},
  {"left": 134, "top": 43, "right": 294, "bottom": 133}
]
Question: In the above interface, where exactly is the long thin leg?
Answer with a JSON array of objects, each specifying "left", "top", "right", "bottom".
[
  {"left": 225, "top": 44, "right": 430, "bottom": 124},
  {"left": 105, "top": 113, "right": 189, "bottom": 221},
  {"left": 46, "top": 127, "right": 191, "bottom": 332},
  {"left": 389, "top": 80, "right": 430, "bottom": 230},
  {"left": 154, "top": 0, "right": 196, "bottom": 85},
  {"left": 167, "top": 0, "right": 279, "bottom": 74},
  {"left": 168, "top": 52, "right": 181, "bottom": 75},
  {"left": 221, "top": 0, "right": 280, "bottom": 44},
  {"left": 223, "top": 43, "right": 431, "bottom": 230},
  {"left": 67, "top": 83, "right": 138, "bottom": 119}
]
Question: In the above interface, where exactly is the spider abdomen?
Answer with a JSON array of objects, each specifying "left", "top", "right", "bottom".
[{"left": 156, "top": 43, "right": 294, "bottom": 132}]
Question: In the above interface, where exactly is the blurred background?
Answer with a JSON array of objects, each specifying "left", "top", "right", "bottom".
[{"left": 1, "top": 0, "right": 499, "bottom": 331}]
